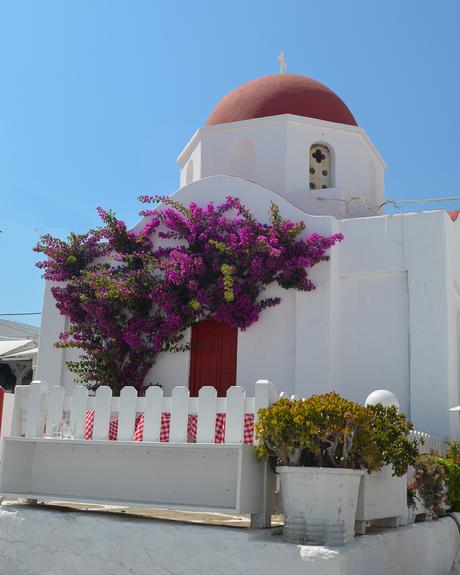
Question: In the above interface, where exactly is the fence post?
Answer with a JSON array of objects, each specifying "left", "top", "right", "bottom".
[
  {"left": 92, "top": 387, "right": 112, "bottom": 440},
  {"left": 25, "top": 381, "right": 48, "bottom": 438},
  {"left": 169, "top": 386, "right": 189, "bottom": 443},
  {"left": 0, "top": 387, "right": 4, "bottom": 439},
  {"left": 251, "top": 379, "right": 278, "bottom": 529}
]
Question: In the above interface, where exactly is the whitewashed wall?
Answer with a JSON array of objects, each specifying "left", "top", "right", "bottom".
[
  {"left": 337, "top": 272, "right": 410, "bottom": 410},
  {"left": 0, "top": 505, "right": 459, "bottom": 575},
  {"left": 0, "top": 393, "right": 14, "bottom": 459},
  {"left": 36, "top": 174, "right": 460, "bottom": 440},
  {"left": 178, "top": 115, "right": 386, "bottom": 219}
]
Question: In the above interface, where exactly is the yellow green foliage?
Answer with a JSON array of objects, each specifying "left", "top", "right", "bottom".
[{"left": 255, "top": 392, "right": 418, "bottom": 473}]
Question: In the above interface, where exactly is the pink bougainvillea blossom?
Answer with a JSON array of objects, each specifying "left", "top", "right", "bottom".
[{"left": 35, "top": 197, "right": 343, "bottom": 394}]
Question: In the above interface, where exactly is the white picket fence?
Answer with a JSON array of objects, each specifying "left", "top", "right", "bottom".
[
  {"left": 0, "top": 392, "right": 14, "bottom": 460},
  {"left": 10, "top": 381, "right": 273, "bottom": 442},
  {"left": 0, "top": 381, "right": 448, "bottom": 528},
  {"left": 409, "top": 430, "right": 446, "bottom": 455},
  {"left": 0, "top": 380, "right": 278, "bottom": 527}
]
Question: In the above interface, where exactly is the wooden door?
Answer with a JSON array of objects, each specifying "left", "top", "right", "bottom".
[{"left": 189, "top": 319, "right": 238, "bottom": 397}]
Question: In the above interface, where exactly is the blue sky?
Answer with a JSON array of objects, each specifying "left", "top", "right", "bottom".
[{"left": 0, "top": 0, "right": 459, "bottom": 326}]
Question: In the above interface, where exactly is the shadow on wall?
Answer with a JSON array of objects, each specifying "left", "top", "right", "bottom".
[{"left": 228, "top": 139, "right": 255, "bottom": 181}]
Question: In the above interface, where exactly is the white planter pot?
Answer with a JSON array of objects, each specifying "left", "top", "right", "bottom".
[
  {"left": 413, "top": 491, "right": 429, "bottom": 517},
  {"left": 276, "top": 466, "right": 364, "bottom": 543},
  {"left": 399, "top": 507, "right": 416, "bottom": 527},
  {"left": 355, "top": 467, "right": 407, "bottom": 523}
]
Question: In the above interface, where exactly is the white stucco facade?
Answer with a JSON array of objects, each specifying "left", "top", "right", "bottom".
[
  {"left": 178, "top": 114, "right": 385, "bottom": 219},
  {"left": 36, "top": 99, "right": 460, "bottom": 441},
  {"left": 0, "top": 505, "right": 459, "bottom": 575}
]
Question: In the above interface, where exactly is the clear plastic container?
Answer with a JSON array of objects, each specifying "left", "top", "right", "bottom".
[
  {"left": 283, "top": 515, "right": 304, "bottom": 543},
  {"left": 324, "top": 520, "right": 345, "bottom": 547},
  {"left": 304, "top": 519, "right": 327, "bottom": 545}
]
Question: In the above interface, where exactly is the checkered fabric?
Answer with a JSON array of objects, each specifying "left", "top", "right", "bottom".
[
  {"left": 243, "top": 413, "right": 255, "bottom": 444},
  {"left": 83, "top": 411, "right": 120, "bottom": 440},
  {"left": 84, "top": 410, "right": 94, "bottom": 440},
  {"left": 84, "top": 410, "right": 255, "bottom": 444},
  {"left": 109, "top": 419, "right": 118, "bottom": 440},
  {"left": 133, "top": 413, "right": 144, "bottom": 442}
]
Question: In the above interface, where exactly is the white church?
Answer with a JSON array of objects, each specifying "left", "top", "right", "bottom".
[{"left": 36, "top": 71, "right": 460, "bottom": 440}]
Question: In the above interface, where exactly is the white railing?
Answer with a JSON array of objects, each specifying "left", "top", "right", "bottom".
[
  {"left": 9, "top": 380, "right": 278, "bottom": 444},
  {"left": 0, "top": 392, "right": 14, "bottom": 460},
  {"left": 0, "top": 382, "right": 450, "bottom": 527},
  {"left": 409, "top": 430, "right": 446, "bottom": 455},
  {"left": 0, "top": 380, "right": 278, "bottom": 528}
]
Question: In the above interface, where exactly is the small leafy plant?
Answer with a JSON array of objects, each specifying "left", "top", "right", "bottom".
[
  {"left": 439, "top": 441, "right": 460, "bottom": 512},
  {"left": 413, "top": 453, "right": 447, "bottom": 517},
  {"left": 351, "top": 403, "right": 418, "bottom": 476},
  {"left": 445, "top": 440, "right": 460, "bottom": 465},
  {"left": 256, "top": 392, "right": 374, "bottom": 469},
  {"left": 255, "top": 392, "right": 418, "bottom": 475},
  {"left": 407, "top": 481, "right": 419, "bottom": 510}
]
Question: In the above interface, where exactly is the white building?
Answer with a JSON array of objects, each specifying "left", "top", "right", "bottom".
[
  {"left": 37, "top": 73, "right": 460, "bottom": 439},
  {"left": 0, "top": 318, "right": 39, "bottom": 389}
]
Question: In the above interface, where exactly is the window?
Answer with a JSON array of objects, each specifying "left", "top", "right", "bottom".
[{"left": 309, "top": 144, "right": 332, "bottom": 190}]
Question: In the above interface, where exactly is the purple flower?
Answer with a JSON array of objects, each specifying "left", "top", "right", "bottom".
[{"left": 35, "top": 195, "right": 343, "bottom": 394}]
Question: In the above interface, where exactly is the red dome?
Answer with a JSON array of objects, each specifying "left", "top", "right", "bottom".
[{"left": 206, "top": 74, "right": 357, "bottom": 127}]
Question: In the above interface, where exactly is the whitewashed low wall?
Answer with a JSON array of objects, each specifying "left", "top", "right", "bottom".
[
  {"left": 0, "top": 380, "right": 278, "bottom": 527},
  {"left": 0, "top": 505, "right": 458, "bottom": 575},
  {"left": 0, "top": 394, "right": 14, "bottom": 459}
]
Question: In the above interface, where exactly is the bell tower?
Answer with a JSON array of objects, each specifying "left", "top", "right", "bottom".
[{"left": 178, "top": 74, "right": 386, "bottom": 219}]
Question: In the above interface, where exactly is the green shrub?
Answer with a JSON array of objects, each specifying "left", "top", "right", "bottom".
[
  {"left": 255, "top": 392, "right": 419, "bottom": 475},
  {"left": 438, "top": 441, "right": 460, "bottom": 512},
  {"left": 351, "top": 403, "right": 418, "bottom": 476},
  {"left": 441, "top": 458, "right": 460, "bottom": 512},
  {"left": 414, "top": 453, "right": 447, "bottom": 517},
  {"left": 445, "top": 440, "right": 460, "bottom": 465},
  {"left": 256, "top": 392, "right": 376, "bottom": 469},
  {"left": 407, "top": 481, "right": 419, "bottom": 510}
]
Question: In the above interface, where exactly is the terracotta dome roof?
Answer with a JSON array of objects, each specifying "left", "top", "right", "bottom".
[{"left": 206, "top": 74, "right": 357, "bottom": 127}]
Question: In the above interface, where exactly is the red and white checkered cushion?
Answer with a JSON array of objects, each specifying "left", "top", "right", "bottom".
[{"left": 84, "top": 410, "right": 255, "bottom": 444}]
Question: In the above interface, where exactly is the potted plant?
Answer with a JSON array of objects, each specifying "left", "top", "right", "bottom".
[
  {"left": 400, "top": 481, "right": 420, "bottom": 525},
  {"left": 413, "top": 453, "right": 447, "bottom": 519},
  {"left": 352, "top": 403, "right": 419, "bottom": 533},
  {"left": 440, "top": 441, "right": 460, "bottom": 513},
  {"left": 404, "top": 482, "right": 419, "bottom": 525},
  {"left": 255, "top": 392, "right": 373, "bottom": 543}
]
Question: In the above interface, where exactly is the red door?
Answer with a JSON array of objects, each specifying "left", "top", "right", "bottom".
[{"left": 189, "top": 319, "right": 238, "bottom": 397}]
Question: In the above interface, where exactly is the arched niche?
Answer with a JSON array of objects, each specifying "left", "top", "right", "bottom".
[
  {"left": 228, "top": 139, "right": 255, "bottom": 181},
  {"left": 309, "top": 144, "right": 333, "bottom": 190}
]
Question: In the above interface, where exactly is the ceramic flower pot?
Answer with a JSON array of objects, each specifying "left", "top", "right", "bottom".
[
  {"left": 276, "top": 466, "right": 364, "bottom": 543},
  {"left": 355, "top": 466, "right": 407, "bottom": 531}
]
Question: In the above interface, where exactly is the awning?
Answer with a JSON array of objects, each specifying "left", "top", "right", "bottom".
[
  {"left": 0, "top": 340, "right": 36, "bottom": 359},
  {"left": 0, "top": 339, "right": 32, "bottom": 356},
  {"left": 2, "top": 347, "right": 38, "bottom": 360}
]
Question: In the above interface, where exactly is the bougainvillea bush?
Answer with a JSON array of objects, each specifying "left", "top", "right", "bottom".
[{"left": 35, "top": 196, "right": 343, "bottom": 394}]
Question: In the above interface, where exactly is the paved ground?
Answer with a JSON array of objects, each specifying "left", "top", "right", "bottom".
[{"left": 1, "top": 498, "right": 283, "bottom": 529}]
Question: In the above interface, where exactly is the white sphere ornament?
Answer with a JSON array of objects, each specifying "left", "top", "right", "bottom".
[{"left": 365, "top": 389, "right": 400, "bottom": 410}]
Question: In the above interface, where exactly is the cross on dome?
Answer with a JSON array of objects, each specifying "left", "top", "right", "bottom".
[{"left": 278, "top": 51, "right": 287, "bottom": 74}]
